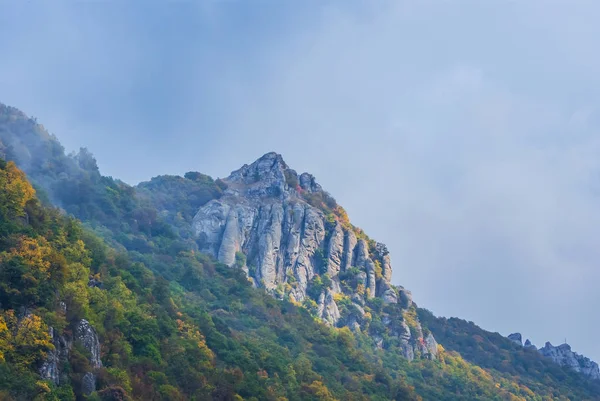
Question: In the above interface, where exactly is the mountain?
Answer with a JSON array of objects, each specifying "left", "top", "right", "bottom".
[
  {"left": 191, "top": 152, "right": 435, "bottom": 360},
  {"left": 507, "top": 333, "right": 600, "bottom": 380},
  {"left": 2, "top": 101, "right": 600, "bottom": 400}
]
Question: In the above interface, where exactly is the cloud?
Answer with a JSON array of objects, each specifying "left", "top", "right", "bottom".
[
  {"left": 218, "top": 1, "right": 600, "bottom": 359},
  {"left": 2, "top": 0, "right": 600, "bottom": 360}
]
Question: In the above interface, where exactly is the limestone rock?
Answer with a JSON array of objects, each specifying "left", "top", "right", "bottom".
[
  {"left": 317, "top": 290, "right": 341, "bottom": 326},
  {"left": 326, "top": 223, "right": 345, "bottom": 277},
  {"left": 75, "top": 319, "right": 102, "bottom": 368},
  {"left": 398, "top": 288, "right": 413, "bottom": 309},
  {"left": 299, "top": 173, "right": 322, "bottom": 193},
  {"left": 39, "top": 325, "right": 73, "bottom": 386},
  {"left": 342, "top": 230, "right": 357, "bottom": 272},
  {"left": 508, "top": 333, "right": 523, "bottom": 346},
  {"left": 373, "top": 335, "right": 384, "bottom": 350},
  {"left": 39, "top": 327, "right": 61, "bottom": 385},
  {"left": 191, "top": 152, "right": 437, "bottom": 361},
  {"left": 424, "top": 332, "right": 438, "bottom": 360},
  {"left": 524, "top": 339, "right": 537, "bottom": 350},
  {"left": 539, "top": 342, "right": 600, "bottom": 380},
  {"left": 81, "top": 372, "right": 97, "bottom": 395},
  {"left": 377, "top": 281, "right": 398, "bottom": 304}
]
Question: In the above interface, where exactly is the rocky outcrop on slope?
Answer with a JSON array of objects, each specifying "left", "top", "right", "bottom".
[
  {"left": 39, "top": 318, "right": 102, "bottom": 394},
  {"left": 193, "top": 152, "right": 436, "bottom": 360},
  {"left": 74, "top": 319, "right": 102, "bottom": 369},
  {"left": 539, "top": 342, "right": 600, "bottom": 380},
  {"left": 507, "top": 332, "right": 522, "bottom": 346},
  {"left": 505, "top": 333, "right": 599, "bottom": 380},
  {"left": 39, "top": 326, "right": 71, "bottom": 385},
  {"left": 74, "top": 319, "right": 102, "bottom": 395}
]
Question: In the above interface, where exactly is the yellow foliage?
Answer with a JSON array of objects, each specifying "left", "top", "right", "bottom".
[
  {"left": 0, "top": 314, "right": 11, "bottom": 363},
  {"left": 1, "top": 311, "right": 52, "bottom": 369},
  {"left": 3, "top": 236, "right": 52, "bottom": 275},
  {"left": 403, "top": 308, "right": 418, "bottom": 330},
  {"left": 333, "top": 293, "right": 346, "bottom": 303},
  {"left": 0, "top": 161, "right": 36, "bottom": 218},
  {"left": 374, "top": 260, "right": 383, "bottom": 279},
  {"left": 176, "top": 319, "right": 214, "bottom": 360},
  {"left": 356, "top": 284, "right": 365, "bottom": 296},
  {"left": 333, "top": 206, "right": 351, "bottom": 229},
  {"left": 302, "top": 380, "right": 338, "bottom": 401},
  {"left": 35, "top": 381, "right": 51, "bottom": 394}
]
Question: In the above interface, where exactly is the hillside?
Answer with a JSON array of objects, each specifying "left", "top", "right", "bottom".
[{"left": 2, "top": 102, "right": 600, "bottom": 400}]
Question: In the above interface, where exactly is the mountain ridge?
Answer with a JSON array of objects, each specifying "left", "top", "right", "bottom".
[{"left": 2, "top": 101, "right": 600, "bottom": 400}]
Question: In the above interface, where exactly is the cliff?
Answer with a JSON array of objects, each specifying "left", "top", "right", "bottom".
[{"left": 193, "top": 152, "right": 436, "bottom": 359}]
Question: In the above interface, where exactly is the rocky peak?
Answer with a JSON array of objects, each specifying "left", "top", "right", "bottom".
[
  {"left": 506, "top": 332, "right": 600, "bottom": 380},
  {"left": 507, "top": 332, "right": 522, "bottom": 346},
  {"left": 538, "top": 342, "right": 600, "bottom": 380},
  {"left": 192, "top": 152, "right": 435, "bottom": 360},
  {"left": 223, "top": 152, "right": 326, "bottom": 202},
  {"left": 228, "top": 152, "right": 288, "bottom": 186},
  {"left": 299, "top": 172, "right": 322, "bottom": 193}
]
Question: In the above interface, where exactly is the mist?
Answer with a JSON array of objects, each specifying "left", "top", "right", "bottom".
[{"left": 2, "top": 1, "right": 600, "bottom": 360}]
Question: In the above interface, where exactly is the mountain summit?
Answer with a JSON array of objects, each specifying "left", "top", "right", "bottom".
[{"left": 193, "top": 152, "right": 437, "bottom": 359}]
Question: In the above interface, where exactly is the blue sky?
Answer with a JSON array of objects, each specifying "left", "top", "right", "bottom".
[{"left": 2, "top": 0, "right": 600, "bottom": 361}]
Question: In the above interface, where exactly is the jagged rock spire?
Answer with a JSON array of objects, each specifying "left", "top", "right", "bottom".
[{"left": 192, "top": 152, "right": 436, "bottom": 360}]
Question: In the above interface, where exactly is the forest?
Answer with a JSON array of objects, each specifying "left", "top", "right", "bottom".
[{"left": 1, "top": 103, "right": 600, "bottom": 400}]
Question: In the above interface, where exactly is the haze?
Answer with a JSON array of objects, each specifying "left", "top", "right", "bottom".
[{"left": 2, "top": 1, "right": 600, "bottom": 360}]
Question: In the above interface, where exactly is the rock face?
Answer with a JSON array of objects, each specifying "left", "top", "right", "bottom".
[
  {"left": 39, "top": 318, "right": 102, "bottom": 393},
  {"left": 81, "top": 372, "right": 97, "bottom": 395},
  {"left": 75, "top": 319, "right": 102, "bottom": 368},
  {"left": 192, "top": 152, "right": 434, "bottom": 359},
  {"left": 39, "top": 327, "right": 71, "bottom": 385},
  {"left": 74, "top": 319, "right": 102, "bottom": 395},
  {"left": 508, "top": 332, "right": 522, "bottom": 346},
  {"left": 539, "top": 342, "right": 600, "bottom": 380},
  {"left": 506, "top": 332, "right": 600, "bottom": 380}
]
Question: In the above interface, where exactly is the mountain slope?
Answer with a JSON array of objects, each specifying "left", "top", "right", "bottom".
[
  {"left": 1, "top": 157, "right": 421, "bottom": 400},
  {"left": 2, "top": 102, "right": 600, "bottom": 400}
]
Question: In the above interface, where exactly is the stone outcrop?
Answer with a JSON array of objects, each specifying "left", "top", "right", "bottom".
[
  {"left": 317, "top": 290, "right": 341, "bottom": 326},
  {"left": 192, "top": 152, "right": 435, "bottom": 360},
  {"left": 539, "top": 342, "right": 600, "bottom": 380},
  {"left": 74, "top": 319, "right": 102, "bottom": 369},
  {"left": 39, "top": 318, "right": 102, "bottom": 393},
  {"left": 508, "top": 332, "right": 522, "bottom": 346},
  {"left": 424, "top": 332, "right": 439, "bottom": 360},
  {"left": 81, "top": 372, "right": 97, "bottom": 395},
  {"left": 39, "top": 326, "right": 71, "bottom": 385},
  {"left": 506, "top": 333, "right": 599, "bottom": 380},
  {"left": 74, "top": 319, "right": 102, "bottom": 395}
]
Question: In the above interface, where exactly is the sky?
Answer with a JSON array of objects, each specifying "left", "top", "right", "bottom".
[{"left": 2, "top": 0, "right": 600, "bottom": 360}]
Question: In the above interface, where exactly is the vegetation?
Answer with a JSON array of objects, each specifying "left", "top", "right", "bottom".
[
  {"left": 2, "top": 103, "right": 600, "bottom": 400},
  {"left": 418, "top": 308, "right": 600, "bottom": 400}
]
